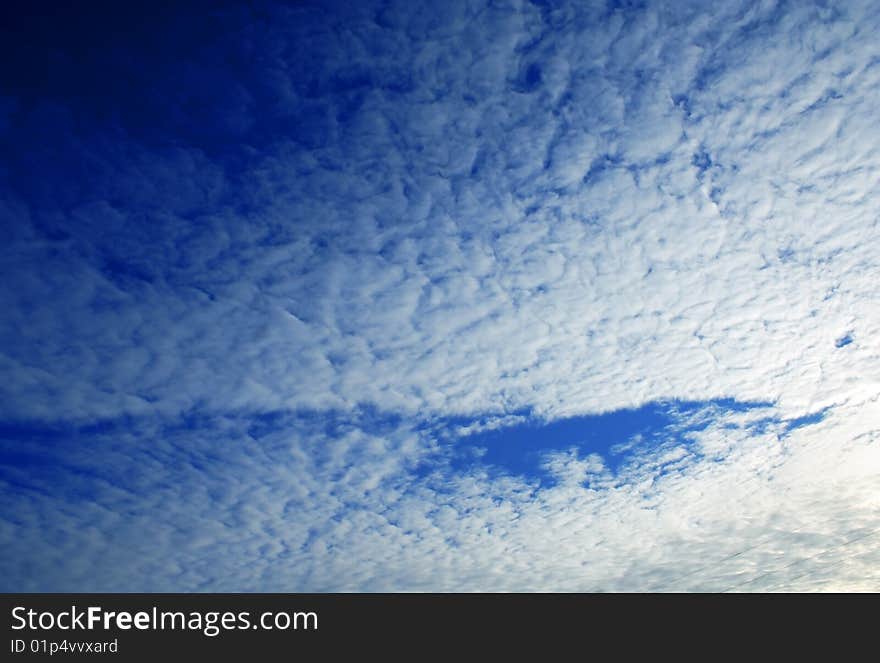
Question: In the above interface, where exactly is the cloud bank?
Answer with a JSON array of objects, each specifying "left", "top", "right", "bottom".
[{"left": 1, "top": 0, "right": 878, "bottom": 591}]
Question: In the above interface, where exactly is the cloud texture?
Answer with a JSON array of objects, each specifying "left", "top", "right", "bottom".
[{"left": 1, "top": 0, "right": 878, "bottom": 591}]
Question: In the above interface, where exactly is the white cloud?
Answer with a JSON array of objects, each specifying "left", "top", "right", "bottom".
[{"left": 1, "top": 0, "right": 879, "bottom": 590}]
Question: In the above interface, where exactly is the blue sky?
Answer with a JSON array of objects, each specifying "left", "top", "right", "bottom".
[{"left": 1, "top": 0, "right": 879, "bottom": 591}]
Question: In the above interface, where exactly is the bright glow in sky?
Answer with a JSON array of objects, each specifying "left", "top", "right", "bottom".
[{"left": 1, "top": 0, "right": 879, "bottom": 591}]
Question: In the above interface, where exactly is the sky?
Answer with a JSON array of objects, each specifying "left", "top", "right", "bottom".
[{"left": 0, "top": 0, "right": 878, "bottom": 591}]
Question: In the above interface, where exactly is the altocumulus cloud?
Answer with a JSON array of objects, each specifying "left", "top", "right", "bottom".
[{"left": 0, "top": 0, "right": 878, "bottom": 591}]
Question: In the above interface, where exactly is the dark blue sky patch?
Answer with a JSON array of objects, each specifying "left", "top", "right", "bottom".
[
  {"left": 0, "top": 421, "right": 75, "bottom": 444},
  {"left": 692, "top": 147, "right": 712, "bottom": 176},
  {"left": 673, "top": 93, "right": 693, "bottom": 118},
  {"left": 100, "top": 256, "right": 157, "bottom": 287},
  {"left": 582, "top": 153, "right": 623, "bottom": 185},
  {"left": 513, "top": 62, "right": 544, "bottom": 93},
  {"left": 781, "top": 409, "right": 827, "bottom": 435},
  {"left": 446, "top": 399, "right": 775, "bottom": 486},
  {"left": 835, "top": 332, "right": 853, "bottom": 348},
  {"left": 742, "top": 407, "right": 828, "bottom": 439}
]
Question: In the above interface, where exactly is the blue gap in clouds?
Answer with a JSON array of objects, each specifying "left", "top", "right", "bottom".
[
  {"left": 445, "top": 399, "right": 810, "bottom": 486},
  {"left": 834, "top": 332, "right": 853, "bottom": 348},
  {"left": 745, "top": 407, "right": 829, "bottom": 439},
  {"left": 0, "top": 401, "right": 831, "bottom": 498}
]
